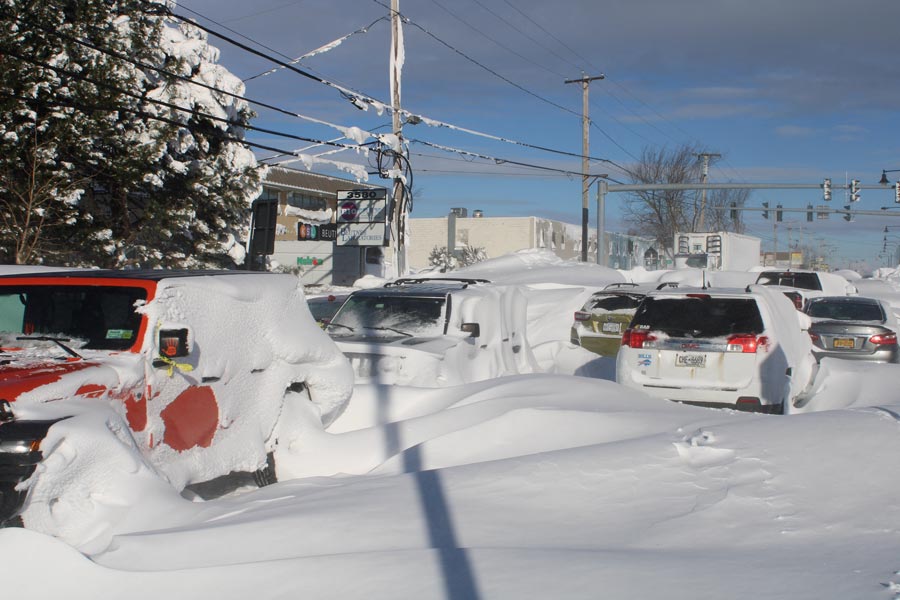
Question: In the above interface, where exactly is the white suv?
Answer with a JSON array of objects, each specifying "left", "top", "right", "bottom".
[{"left": 615, "top": 285, "right": 816, "bottom": 414}]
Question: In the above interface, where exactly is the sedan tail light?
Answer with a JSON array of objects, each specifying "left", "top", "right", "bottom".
[
  {"left": 574, "top": 311, "right": 591, "bottom": 322},
  {"left": 726, "top": 335, "right": 768, "bottom": 353},
  {"left": 621, "top": 328, "right": 656, "bottom": 349},
  {"left": 869, "top": 333, "right": 897, "bottom": 346}
]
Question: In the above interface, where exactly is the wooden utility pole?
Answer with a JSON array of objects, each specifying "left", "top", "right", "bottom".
[
  {"left": 565, "top": 73, "right": 604, "bottom": 262},
  {"left": 390, "top": 0, "right": 405, "bottom": 275}
]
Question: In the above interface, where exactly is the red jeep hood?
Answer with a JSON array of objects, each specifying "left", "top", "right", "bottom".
[{"left": 0, "top": 358, "right": 98, "bottom": 402}]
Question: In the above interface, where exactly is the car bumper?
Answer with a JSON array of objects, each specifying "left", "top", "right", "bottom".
[
  {"left": 0, "top": 419, "right": 58, "bottom": 525},
  {"left": 811, "top": 348, "right": 900, "bottom": 364}
]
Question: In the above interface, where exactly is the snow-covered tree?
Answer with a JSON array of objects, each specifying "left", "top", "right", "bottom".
[
  {"left": 428, "top": 245, "right": 488, "bottom": 272},
  {"left": 0, "top": 0, "right": 260, "bottom": 267}
]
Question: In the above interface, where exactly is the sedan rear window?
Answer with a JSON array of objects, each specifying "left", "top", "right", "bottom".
[
  {"left": 806, "top": 300, "right": 885, "bottom": 322},
  {"left": 631, "top": 297, "right": 764, "bottom": 337}
]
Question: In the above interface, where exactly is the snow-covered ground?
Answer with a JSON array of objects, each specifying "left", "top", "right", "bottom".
[{"left": 3, "top": 252, "right": 900, "bottom": 599}]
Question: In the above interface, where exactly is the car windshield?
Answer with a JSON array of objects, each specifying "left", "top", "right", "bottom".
[
  {"left": 806, "top": 300, "right": 884, "bottom": 322},
  {"left": 0, "top": 285, "right": 147, "bottom": 350},
  {"left": 630, "top": 296, "right": 764, "bottom": 337},
  {"left": 756, "top": 272, "right": 822, "bottom": 291},
  {"left": 326, "top": 294, "right": 446, "bottom": 338}
]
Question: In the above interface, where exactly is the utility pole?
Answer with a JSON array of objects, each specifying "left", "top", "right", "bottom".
[
  {"left": 695, "top": 152, "right": 720, "bottom": 231},
  {"left": 389, "top": 0, "right": 405, "bottom": 276},
  {"left": 565, "top": 73, "right": 604, "bottom": 262}
]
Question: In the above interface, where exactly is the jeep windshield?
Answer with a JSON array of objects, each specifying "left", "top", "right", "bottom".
[
  {"left": 326, "top": 294, "right": 446, "bottom": 340},
  {"left": 630, "top": 296, "right": 764, "bottom": 338},
  {"left": 0, "top": 285, "right": 147, "bottom": 351}
]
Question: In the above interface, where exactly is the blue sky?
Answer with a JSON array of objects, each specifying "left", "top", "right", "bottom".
[{"left": 179, "top": 0, "right": 900, "bottom": 270}]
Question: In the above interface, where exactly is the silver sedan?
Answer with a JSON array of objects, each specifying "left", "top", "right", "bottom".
[{"left": 805, "top": 296, "right": 900, "bottom": 364}]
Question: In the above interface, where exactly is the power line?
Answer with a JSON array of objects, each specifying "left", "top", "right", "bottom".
[
  {"left": 409, "top": 138, "right": 609, "bottom": 178},
  {"left": 425, "top": 0, "right": 567, "bottom": 80},
  {"left": 153, "top": 4, "right": 624, "bottom": 167},
  {"left": 3, "top": 48, "right": 373, "bottom": 154},
  {"left": 368, "top": 0, "right": 582, "bottom": 118}
]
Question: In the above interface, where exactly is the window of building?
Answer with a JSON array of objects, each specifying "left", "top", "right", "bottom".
[
  {"left": 287, "top": 192, "right": 327, "bottom": 211},
  {"left": 259, "top": 187, "right": 280, "bottom": 202}
]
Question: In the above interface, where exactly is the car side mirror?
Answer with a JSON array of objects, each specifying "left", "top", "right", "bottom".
[
  {"left": 159, "top": 328, "right": 190, "bottom": 358},
  {"left": 461, "top": 322, "right": 480, "bottom": 338}
]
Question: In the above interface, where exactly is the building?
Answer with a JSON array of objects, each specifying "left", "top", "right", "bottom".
[
  {"left": 261, "top": 166, "right": 387, "bottom": 286},
  {"left": 407, "top": 211, "right": 658, "bottom": 271}
]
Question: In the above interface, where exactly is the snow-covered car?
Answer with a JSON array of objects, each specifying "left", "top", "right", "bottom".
[
  {"left": 754, "top": 269, "right": 857, "bottom": 307},
  {"left": 306, "top": 293, "right": 350, "bottom": 326},
  {"left": 570, "top": 282, "right": 678, "bottom": 357},
  {"left": 616, "top": 285, "right": 816, "bottom": 414},
  {"left": 0, "top": 269, "right": 352, "bottom": 532},
  {"left": 804, "top": 296, "right": 900, "bottom": 364},
  {"left": 324, "top": 277, "right": 537, "bottom": 386}
]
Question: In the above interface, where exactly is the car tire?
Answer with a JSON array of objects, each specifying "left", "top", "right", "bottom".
[{"left": 252, "top": 452, "right": 277, "bottom": 487}]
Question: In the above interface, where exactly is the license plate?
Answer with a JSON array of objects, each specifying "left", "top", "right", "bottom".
[
  {"left": 676, "top": 353, "right": 706, "bottom": 368},
  {"left": 833, "top": 337, "right": 855, "bottom": 349},
  {"left": 601, "top": 322, "right": 621, "bottom": 334}
]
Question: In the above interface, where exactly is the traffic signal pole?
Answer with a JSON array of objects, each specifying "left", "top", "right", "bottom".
[{"left": 595, "top": 181, "right": 900, "bottom": 265}]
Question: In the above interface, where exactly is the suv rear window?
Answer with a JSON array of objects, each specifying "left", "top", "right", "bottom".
[
  {"left": 755, "top": 271, "right": 822, "bottom": 291},
  {"left": 590, "top": 294, "right": 643, "bottom": 312},
  {"left": 630, "top": 296, "right": 764, "bottom": 337}
]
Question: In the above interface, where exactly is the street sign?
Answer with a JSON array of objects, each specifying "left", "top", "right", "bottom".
[{"left": 336, "top": 222, "right": 388, "bottom": 246}]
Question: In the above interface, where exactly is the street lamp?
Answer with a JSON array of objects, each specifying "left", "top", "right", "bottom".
[{"left": 879, "top": 169, "right": 900, "bottom": 185}]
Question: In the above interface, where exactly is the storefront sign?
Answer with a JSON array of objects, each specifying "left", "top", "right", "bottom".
[{"left": 336, "top": 222, "right": 388, "bottom": 246}]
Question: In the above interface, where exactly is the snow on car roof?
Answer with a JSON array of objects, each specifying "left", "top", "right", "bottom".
[
  {"left": 0, "top": 269, "right": 275, "bottom": 282},
  {"left": 351, "top": 280, "right": 483, "bottom": 298}
]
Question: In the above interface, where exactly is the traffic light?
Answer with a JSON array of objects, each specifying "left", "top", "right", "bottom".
[
  {"left": 843, "top": 205, "right": 853, "bottom": 222},
  {"left": 823, "top": 178, "right": 832, "bottom": 201},
  {"left": 806, "top": 204, "right": 814, "bottom": 222},
  {"left": 762, "top": 201, "right": 769, "bottom": 219},
  {"left": 850, "top": 179, "right": 860, "bottom": 202},
  {"left": 729, "top": 201, "right": 738, "bottom": 220},
  {"left": 895, "top": 182, "right": 900, "bottom": 204},
  {"left": 776, "top": 204, "right": 783, "bottom": 222}
]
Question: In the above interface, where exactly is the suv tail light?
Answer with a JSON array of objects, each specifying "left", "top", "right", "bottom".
[
  {"left": 869, "top": 333, "right": 897, "bottom": 346},
  {"left": 726, "top": 335, "right": 768, "bottom": 353},
  {"left": 622, "top": 328, "right": 657, "bottom": 349},
  {"left": 574, "top": 311, "right": 591, "bottom": 322}
]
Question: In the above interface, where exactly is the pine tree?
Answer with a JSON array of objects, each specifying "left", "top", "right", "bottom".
[{"left": 0, "top": 0, "right": 260, "bottom": 267}]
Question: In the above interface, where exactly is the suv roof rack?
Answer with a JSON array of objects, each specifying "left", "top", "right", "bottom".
[
  {"left": 603, "top": 282, "right": 640, "bottom": 290},
  {"left": 385, "top": 277, "right": 491, "bottom": 288}
]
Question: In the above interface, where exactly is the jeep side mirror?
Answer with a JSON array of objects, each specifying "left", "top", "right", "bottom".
[
  {"left": 159, "top": 328, "right": 190, "bottom": 358},
  {"left": 461, "top": 323, "right": 480, "bottom": 338}
]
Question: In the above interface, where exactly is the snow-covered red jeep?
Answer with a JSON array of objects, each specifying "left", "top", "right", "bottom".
[{"left": 0, "top": 270, "right": 352, "bottom": 536}]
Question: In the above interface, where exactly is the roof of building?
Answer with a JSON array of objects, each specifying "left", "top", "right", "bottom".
[{"left": 264, "top": 166, "right": 382, "bottom": 196}]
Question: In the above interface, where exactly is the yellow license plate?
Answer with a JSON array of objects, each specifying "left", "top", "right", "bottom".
[{"left": 833, "top": 338, "right": 855, "bottom": 349}]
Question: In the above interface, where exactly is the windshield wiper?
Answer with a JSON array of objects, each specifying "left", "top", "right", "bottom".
[
  {"left": 16, "top": 336, "right": 83, "bottom": 359},
  {"left": 362, "top": 326, "right": 413, "bottom": 337},
  {"left": 326, "top": 322, "right": 355, "bottom": 332}
]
